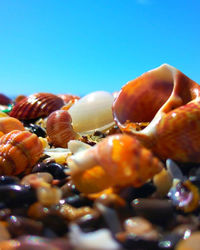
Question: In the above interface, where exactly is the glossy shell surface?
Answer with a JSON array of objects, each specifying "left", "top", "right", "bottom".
[
  {"left": 46, "top": 110, "right": 78, "bottom": 148},
  {"left": 9, "top": 93, "right": 64, "bottom": 120},
  {"left": 69, "top": 134, "right": 163, "bottom": 194},
  {"left": 113, "top": 64, "right": 200, "bottom": 162},
  {"left": 0, "top": 117, "right": 25, "bottom": 134},
  {"left": 0, "top": 130, "right": 43, "bottom": 175},
  {"left": 68, "top": 91, "right": 115, "bottom": 134}
]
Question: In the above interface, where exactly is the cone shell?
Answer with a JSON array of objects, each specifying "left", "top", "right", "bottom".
[
  {"left": 9, "top": 93, "right": 64, "bottom": 120},
  {"left": 0, "top": 117, "right": 25, "bottom": 134},
  {"left": 113, "top": 64, "right": 200, "bottom": 162},
  {"left": 69, "top": 134, "right": 163, "bottom": 194},
  {"left": 46, "top": 110, "right": 78, "bottom": 148},
  {"left": 0, "top": 130, "right": 43, "bottom": 175}
]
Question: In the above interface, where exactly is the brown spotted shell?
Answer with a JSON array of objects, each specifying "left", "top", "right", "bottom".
[
  {"left": 0, "top": 130, "right": 43, "bottom": 175},
  {"left": 46, "top": 110, "right": 78, "bottom": 148},
  {"left": 9, "top": 93, "right": 64, "bottom": 120}
]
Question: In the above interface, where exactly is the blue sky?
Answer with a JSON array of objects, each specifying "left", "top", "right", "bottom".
[{"left": 0, "top": 0, "right": 200, "bottom": 97}]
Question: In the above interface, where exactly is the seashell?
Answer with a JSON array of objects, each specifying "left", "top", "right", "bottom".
[
  {"left": 0, "top": 93, "right": 12, "bottom": 105},
  {"left": 68, "top": 91, "right": 115, "bottom": 134},
  {"left": 46, "top": 110, "right": 79, "bottom": 148},
  {"left": 68, "top": 134, "right": 163, "bottom": 194},
  {"left": 57, "top": 94, "right": 80, "bottom": 104},
  {"left": 9, "top": 92, "right": 64, "bottom": 120},
  {"left": 113, "top": 64, "right": 200, "bottom": 162},
  {"left": 0, "top": 117, "right": 25, "bottom": 134},
  {"left": 0, "top": 130, "right": 43, "bottom": 175}
]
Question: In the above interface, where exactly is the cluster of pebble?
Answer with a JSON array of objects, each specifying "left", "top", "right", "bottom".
[{"left": 0, "top": 91, "right": 199, "bottom": 250}]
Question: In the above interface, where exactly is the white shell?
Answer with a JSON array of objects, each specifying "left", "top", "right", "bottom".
[
  {"left": 68, "top": 91, "right": 114, "bottom": 134},
  {"left": 69, "top": 224, "right": 121, "bottom": 250}
]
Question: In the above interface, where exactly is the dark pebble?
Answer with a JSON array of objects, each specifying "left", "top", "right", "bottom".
[
  {"left": 131, "top": 198, "right": 175, "bottom": 227},
  {"left": 119, "top": 183, "right": 156, "bottom": 203},
  {"left": 61, "top": 181, "right": 80, "bottom": 196},
  {"left": 41, "top": 214, "right": 68, "bottom": 236},
  {"left": 7, "top": 215, "right": 43, "bottom": 237},
  {"left": 63, "top": 194, "right": 93, "bottom": 208},
  {"left": 158, "top": 233, "right": 183, "bottom": 249},
  {"left": 0, "top": 176, "right": 20, "bottom": 186},
  {"left": 0, "top": 185, "right": 36, "bottom": 208},
  {"left": 25, "top": 123, "right": 46, "bottom": 138},
  {"left": 32, "top": 162, "right": 66, "bottom": 180},
  {"left": 75, "top": 212, "right": 104, "bottom": 233},
  {"left": 120, "top": 234, "right": 159, "bottom": 250}
]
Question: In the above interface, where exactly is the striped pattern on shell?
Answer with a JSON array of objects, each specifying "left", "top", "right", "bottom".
[
  {"left": 0, "top": 130, "right": 43, "bottom": 175},
  {"left": 46, "top": 110, "right": 77, "bottom": 148},
  {"left": 9, "top": 93, "right": 64, "bottom": 120}
]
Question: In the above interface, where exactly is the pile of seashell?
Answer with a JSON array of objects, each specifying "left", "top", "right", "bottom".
[{"left": 0, "top": 64, "right": 200, "bottom": 249}]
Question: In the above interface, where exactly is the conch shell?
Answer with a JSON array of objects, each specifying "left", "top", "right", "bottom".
[
  {"left": 68, "top": 134, "right": 163, "bottom": 194},
  {"left": 113, "top": 64, "right": 200, "bottom": 162}
]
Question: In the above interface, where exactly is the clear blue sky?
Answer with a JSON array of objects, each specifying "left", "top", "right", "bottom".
[{"left": 0, "top": 0, "right": 200, "bottom": 97}]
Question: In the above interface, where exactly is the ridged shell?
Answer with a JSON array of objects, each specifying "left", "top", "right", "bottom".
[
  {"left": 9, "top": 93, "right": 64, "bottom": 120},
  {"left": 68, "top": 91, "right": 115, "bottom": 134},
  {"left": 113, "top": 64, "right": 200, "bottom": 162},
  {"left": 0, "top": 130, "right": 43, "bottom": 175},
  {"left": 0, "top": 117, "right": 25, "bottom": 134},
  {"left": 68, "top": 134, "right": 163, "bottom": 194},
  {"left": 46, "top": 110, "right": 78, "bottom": 148}
]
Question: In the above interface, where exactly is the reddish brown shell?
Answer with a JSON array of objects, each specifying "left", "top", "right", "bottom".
[
  {"left": 0, "top": 130, "right": 43, "bottom": 175},
  {"left": 69, "top": 134, "right": 163, "bottom": 194},
  {"left": 113, "top": 64, "right": 200, "bottom": 162},
  {"left": 0, "top": 117, "right": 25, "bottom": 134},
  {"left": 46, "top": 110, "right": 78, "bottom": 148},
  {"left": 57, "top": 94, "right": 80, "bottom": 104},
  {"left": 0, "top": 93, "right": 12, "bottom": 105},
  {"left": 9, "top": 93, "right": 64, "bottom": 120}
]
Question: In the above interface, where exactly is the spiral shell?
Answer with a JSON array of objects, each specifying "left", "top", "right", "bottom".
[
  {"left": 46, "top": 110, "right": 78, "bottom": 148},
  {"left": 0, "top": 130, "right": 43, "bottom": 175},
  {"left": 68, "top": 134, "right": 163, "bottom": 194},
  {"left": 9, "top": 93, "right": 64, "bottom": 120},
  {"left": 0, "top": 117, "right": 25, "bottom": 134},
  {"left": 113, "top": 64, "right": 200, "bottom": 162}
]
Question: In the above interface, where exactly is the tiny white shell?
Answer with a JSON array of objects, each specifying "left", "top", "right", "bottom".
[{"left": 68, "top": 91, "right": 114, "bottom": 134}]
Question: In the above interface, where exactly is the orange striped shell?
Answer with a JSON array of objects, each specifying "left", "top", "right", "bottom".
[
  {"left": 9, "top": 93, "right": 64, "bottom": 120},
  {"left": 113, "top": 64, "right": 200, "bottom": 162},
  {"left": 0, "top": 130, "right": 43, "bottom": 175},
  {"left": 69, "top": 134, "right": 163, "bottom": 194},
  {"left": 46, "top": 110, "right": 78, "bottom": 148}
]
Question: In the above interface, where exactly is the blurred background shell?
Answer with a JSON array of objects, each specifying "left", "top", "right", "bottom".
[
  {"left": 0, "top": 117, "right": 25, "bottom": 135},
  {"left": 68, "top": 91, "right": 115, "bottom": 135},
  {"left": 9, "top": 93, "right": 64, "bottom": 120}
]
